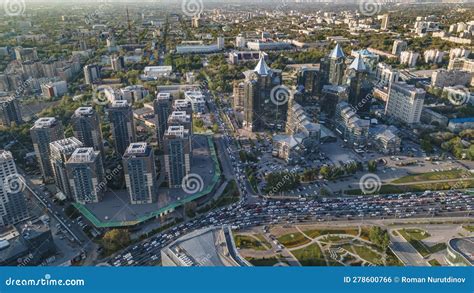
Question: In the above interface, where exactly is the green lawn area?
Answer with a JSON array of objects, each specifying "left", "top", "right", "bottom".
[
  {"left": 277, "top": 232, "right": 311, "bottom": 248},
  {"left": 292, "top": 243, "right": 327, "bottom": 266},
  {"left": 399, "top": 229, "right": 430, "bottom": 241},
  {"left": 463, "top": 225, "right": 474, "bottom": 232},
  {"left": 343, "top": 244, "right": 383, "bottom": 265},
  {"left": 386, "top": 248, "right": 404, "bottom": 266},
  {"left": 428, "top": 259, "right": 442, "bottom": 266},
  {"left": 393, "top": 170, "right": 473, "bottom": 184},
  {"left": 302, "top": 228, "right": 359, "bottom": 239},
  {"left": 234, "top": 235, "right": 269, "bottom": 251},
  {"left": 253, "top": 234, "right": 272, "bottom": 248},
  {"left": 398, "top": 229, "right": 446, "bottom": 257},
  {"left": 246, "top": 257, "right": 280, "bottom": 266}
]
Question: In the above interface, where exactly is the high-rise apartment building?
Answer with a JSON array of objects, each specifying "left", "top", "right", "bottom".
[
  {"left": 71, "top": 107, "right": 105, "bottom": 158},
  {"left": 163, "top": 126, "right": 191, "bottom": 188},
  {"left": 49, "top": 137, "right": 83, "bottom": 200},
  {"left": 392, "top": 40, "right": 407, "bottom": 56},
  {"left": 30, "top": 117, "right": 65, "bottom": 183},
  {"left": 385, "top": 82, "right": 425, "bottom": 124},
  {"left": 0, "top": 96, "right": 23, "bottom": 127},
  {"left": 154, "top": 93, "right": 172, "bottom": 146},
  {"left": 123, "top": 143, "right": 157, "bottom": 204},
  {"left": 242, "top": 57, "right": 284, "bottom": 132},
  {"left": 0, "top": 150, "right": 29, "bottom": 227},
  {"left": 66, "top": 148, "right": 105, "bottom": 204},
  {"left": 83, "top": 64, "right": 101, "bottom": 85},
  {"left": 108, "top": 100, "right": 136, "bottom": 155}
]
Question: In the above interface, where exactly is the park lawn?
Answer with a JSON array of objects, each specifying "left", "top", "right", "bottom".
[
  {"left": 253, "top": 234, "right": 272, "bottom": 248},
  {"left": 277, "top": 232, "right": 311, "bottom": 248},
  {"left": 398, "top": 229, "right": 446, "bottom": 257},
  {"left": 463, "top": 225, "right": 474, "bottom": 232},
  {"left": 234, "top": 235, "right": 269, "bottom": 251},
  {"left": 399, "top": 229, "right": 430, "bottom": 241},
  {"left": 292, "top": 243, "right": 326, "bottom": 266},
  {"left": 393, "top": 170, "right": 474, "bottom": 184},
  {"left": 386, "top": 248, "right": 404, "bottom": 266},
  {"left": 302, "top": 228, "right": 359, "bottom": 239},
  {"left": 352, "top": 245, "right": 383, "bottom": 265},
  {"left": 429, "top": 259, "right": 442, "bottom": 266}
]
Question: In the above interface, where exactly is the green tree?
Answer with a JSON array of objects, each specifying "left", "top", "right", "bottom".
[
  {"left": 102, "top": 229, "right": 131, "bottom": 253},
  {"left": 367, "top": 160, "right": 377, "bottom": 172},
  {"left": 369, "top": 227, "right": 390, "bottom": 250}
]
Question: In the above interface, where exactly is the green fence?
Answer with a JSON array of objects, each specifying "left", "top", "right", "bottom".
[{"left": 73, "top": 136, "right": 222, "bottom": 228}]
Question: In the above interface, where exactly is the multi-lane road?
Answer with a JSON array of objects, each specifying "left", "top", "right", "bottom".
[{"left": 107, "top": 190, "right": 473, "bottom": 266}]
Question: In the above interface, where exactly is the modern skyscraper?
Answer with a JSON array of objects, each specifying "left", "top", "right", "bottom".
[
  {"left": 242, "top": 57, "right": 284, "bottom": 132},
  {"left": 154, "top": 93, "right": 172, "bottom": 146},
  {"left": 346, "top": 56, "right": 372, "bottom": 114},
  {"left": 0, "top": 150, "right": 29, "bottom": 227},
  {"left": 385, "top": 82, "right": 425, "bottom": 124},
  {"left": 122, "top": 143, "right": 157, "bottom": 204},
  {"left": 71, "top": 107, "right": 105, "bottom": 158},
  {"left": 30, "top": 117, "right": 65, "bottom": 183},
  {"left": 66, "top": 148, "right": 105, "bottom": 204},
  {"left": 49, "top": 137, "right": 83, "bottom": 200},
  {"left": 296, "top": 67, "right": 323, "bottom": 101},
  {"left": 83, "top": 64, "right": 101, "bottom": 85},
  {"left": 326, "top": 43, "right": 346, "bottom": 86},
  {"left": 163, "top": 126, "right": 191, "bottom": 188},
  {"left": 0, "top": 96, "right": 23, "bottom": 127},
  {"left": 108, "top": 100, "right": 136, "bottom": 156}
]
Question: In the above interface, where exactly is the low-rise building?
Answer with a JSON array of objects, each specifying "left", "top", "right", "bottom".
[{"left": 161, "top": 226, "right": 250, "bottom": 266}]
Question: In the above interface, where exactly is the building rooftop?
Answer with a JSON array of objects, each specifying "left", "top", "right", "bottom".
[
  {"left": 50, "top": 137, "right": 83, "bottom": 154},
  {"left": 349, "top": 55, "right": 367, "bottom": 72},
  {"left": 156, "top": 92, "right": 171, "bottom": 101},
  {"left": 0, "top": 150, "right": 13, "bottom": 162},
  {"left": 329, "top": 43, "right": 345, "bottom": 59},
  {"left": 32, "top": 117, "right": 58, "bottom": 128},
  {"left": 74, "top": 107, "right": 95, "bottom": 116},
  {"left": 449, "top": 237, "right": 474, "bottom": 266},
  {"left": 165, "top": 125, "right": 189, "bottom": 138},
  {"left": 123, "top": 142, "right": 150, "bottom": 157},
  {"left": 111, "top": 100, "right": 129, "bottom": 108},
  {"left": 254, "top": 56, "right": 271, "bottom": 75},
  {"left": 162, "top": 226, "right": 249, "bottom": 267},
  {"left": 68, "top": 148, "right": 97, "bottom": 163}
]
